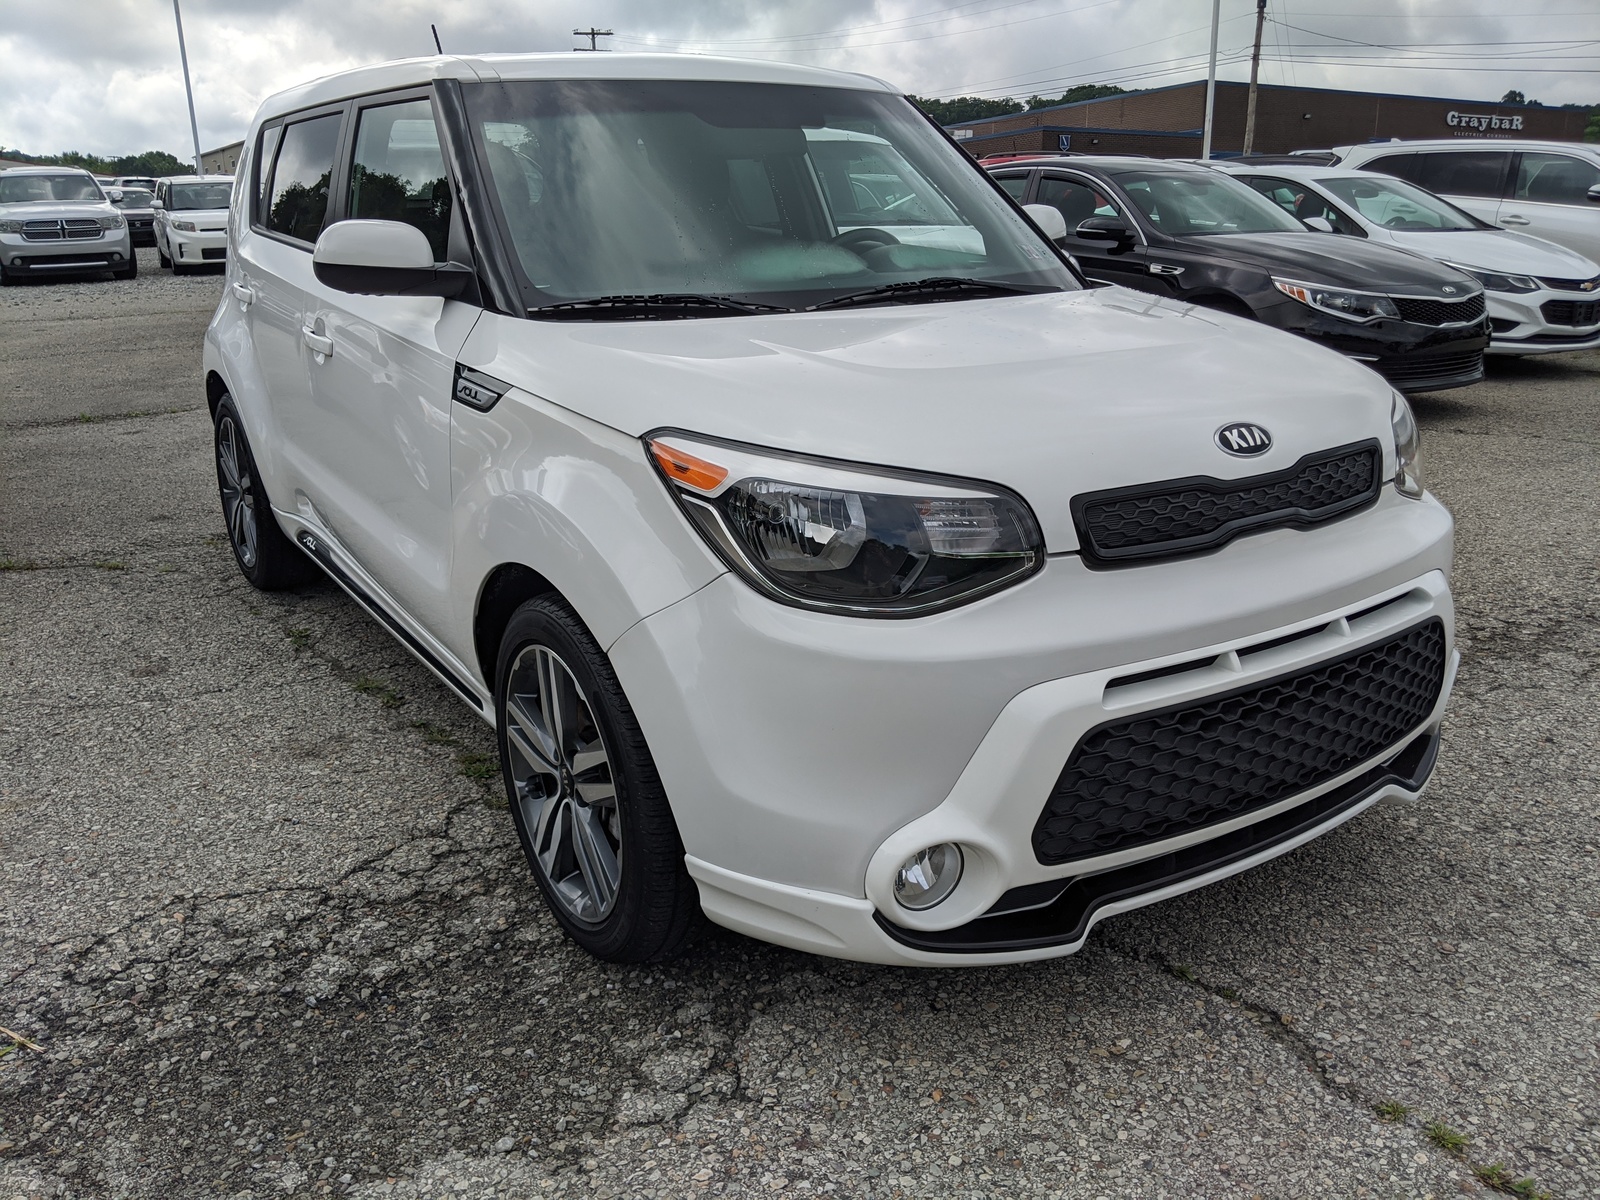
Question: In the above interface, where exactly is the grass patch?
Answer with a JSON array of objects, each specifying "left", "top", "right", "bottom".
[
  {"left": 76, "top": 412, "right": 102, "bottom": 424},
  {"left": 1374, "top": 1100, "right": 1410, "bottom": 1122},
  {"left": 1170, "top": 963, "right": 1197, "bottom": 982},
  {"left": 412, "top": 720, "right": 460, "bottom": 747},
  {"left": 92, "top": 560, "right": 126, "bottom": 571},
  {"left": 455, "top": 749, "right": 499, "bottom": 781},
  {"left": 352, "top": 676, "right": 405, "bottom": 709},
  {"left": 286, "top": 627, "right": 312, "bottom": 652},
  {"left": 1424, "top": 1120, "right": 1469, "bottom": 1157},
  {"left": 1474, "top": 1163, "right": 1552, "bottom": 1199},
  {"left": 0, "top": 558, "right": 41, "bottom": 571}
]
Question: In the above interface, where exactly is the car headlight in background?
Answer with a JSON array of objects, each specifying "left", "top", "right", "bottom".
[
  {"left": 647, "top": 433, "right": 1044, "bottom": 616},
  {"left": 0, "top": 219, "right": 21, "bottom": 233},
  {"left": 1273, "top": 278, "right": 1400, "bottom": 323},
  {"left": 1442, "top": 263, "right": 1537, "bottom": 294},
  {"left": 1391, "top": 392, "right": 1425, "bottom": 498},
  {"left": 171, "top": 219, "right": 198, "bottom": 232},
  {"left": 96, "top": 214, "right": 125, "bottom": 229}
]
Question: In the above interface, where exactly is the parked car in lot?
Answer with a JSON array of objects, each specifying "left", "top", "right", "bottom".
[
  {"left": 207, "top": 54, "right": 1457, "bottom": 966},
  {"left": 1332, "top": 139, "right": 1600, "bottom": 264},
  {"left": 153, "top": 175, "right": 233, "bottom": 273},
  {"left": 0, "top": 166, "right": 135, "bottom": 283},
  {"left": 108, "top": 174, "right": 161, "bottom": 193},
  {"left": 991, "top": 156, "right": 1489, "bottom": 392},
  {"left": 108, "top": 185, "right": 159, "bottom": 246},
  {"left": 1210, "top": 163, "right": 1600, "bottom": 356}
]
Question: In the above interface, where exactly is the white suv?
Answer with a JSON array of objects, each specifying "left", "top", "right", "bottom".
[
  {"left": 1333, "top": 139, "right": 1600, "bottom": 265},
  {"left": 204, "top": 54, "right": 1458, "bottom": 966}
]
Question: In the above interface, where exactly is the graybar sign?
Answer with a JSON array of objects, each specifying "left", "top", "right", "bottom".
[{"left": 1447, "top": 111, "right": 1524, "bottom": 132}]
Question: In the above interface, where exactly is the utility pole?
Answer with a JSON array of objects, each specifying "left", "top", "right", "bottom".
[
  {"left": 1200, "top": 0, "right": 1221, "bottom": 160},
  {"left": 172, "top": 0, "right": 203, "bottom": 175},
  {"left": 432, "top": 24, "right": 444, "bottom": 54},
  {"left": 572, "top": 28, "right": 613, "bottom": 51},
  {"left": 1242, "top": 0, "right": 1267, "bottom": 155}
]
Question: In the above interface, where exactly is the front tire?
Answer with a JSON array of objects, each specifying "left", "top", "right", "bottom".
[
  {"left": 157, "top": 241, "right": 171, "bottom": 268},
  {"left": 114, "top": 252, "right": 137, "bottom": 280},
  {"left": 496, "top": 597, "right": 699, "bottom": 963},
  {"left": 213, "top": 393, "right": 313, "bottom": 590}
]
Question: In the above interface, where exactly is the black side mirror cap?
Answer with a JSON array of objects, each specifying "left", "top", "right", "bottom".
[
  {"left": 313, "top": 260, "right": 474, "bottom": 298},
  {"left": 1075, "top": 216, "right": 1135, "bottom": 244}
]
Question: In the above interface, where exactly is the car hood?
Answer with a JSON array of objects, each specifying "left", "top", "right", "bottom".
[
  {"left": 0, "top": 201, "right": 115, "bottom": 221},
  {"left": 1175, "top": 231, "right": 1478, "bottom": 294},
  {"left": 463, "top": 288, "right": 1398, "bottom": 554},
  {"left": 1383, "top": 228, "right": 1600, "bottom": 279}
]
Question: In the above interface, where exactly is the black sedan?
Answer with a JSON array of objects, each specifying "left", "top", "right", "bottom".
[{"left": 990, "top": 157, "right": 1490, "bottom": 392}]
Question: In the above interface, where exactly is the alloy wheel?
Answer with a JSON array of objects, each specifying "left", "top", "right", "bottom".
[
  {"left": 216, "top": 415, "right": 258, "bottom": 569},
  {"left": 504, "top": 644, "right": 622, "bottom": 925}
]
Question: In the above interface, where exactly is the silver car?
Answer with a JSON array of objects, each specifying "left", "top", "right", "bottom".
[{"left": 0, "top": 167, "right": 136, "bottom": 283}]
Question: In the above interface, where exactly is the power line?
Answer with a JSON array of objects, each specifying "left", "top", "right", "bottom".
[{"left": 572, "top": 27, "right": 613, "bottom": 52}]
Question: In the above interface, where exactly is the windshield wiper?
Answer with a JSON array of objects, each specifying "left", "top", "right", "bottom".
[
  {"left": 808, "top": 277, "right": 1054, "bottom": 312},
  {"left": 529, "top": 293, "right": 792, "bottom": 320}
]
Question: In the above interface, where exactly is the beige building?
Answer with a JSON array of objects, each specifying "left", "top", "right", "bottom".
[{"left": 201, "top": 140, "right": 244, "bottom": 176}]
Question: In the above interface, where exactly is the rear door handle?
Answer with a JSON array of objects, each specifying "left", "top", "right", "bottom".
[
  {"left": 1499, "top": 214, "right": 1531, "bottom": 226},
  {"left": 302, "top": 325, "right": 334, "bottom": 357},
  {"left": 231, "top": 281, "right": 255, "bottom": 308}
]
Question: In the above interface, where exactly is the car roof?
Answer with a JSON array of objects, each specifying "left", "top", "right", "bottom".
[
  {"left": 259, "top": 52, "right": 897, "bottom": 121},
  {"left": 0, "top": 166, "right": 97, "bottom": 178},
  {"left": 983, "top": 155, "right": 1207, "bottom": 176},
  {"left": 161, "top": 175, "right": 235, "bottom": 184},
  {"left": 1334, "top": 138, "right": 1598, "bottom": 156},
  {"left": 1211, "top": 163, "right": 1378, "bottom": 182}
]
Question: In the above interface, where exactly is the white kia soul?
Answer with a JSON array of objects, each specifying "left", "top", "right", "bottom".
[{"left": 204, "top": 54, "right": 1458, "bottom": 966}]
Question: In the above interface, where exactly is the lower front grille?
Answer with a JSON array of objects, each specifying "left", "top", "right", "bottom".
[
  {"left": 1378, "top": 350, "right": 1483, "bottom": 388},
  {"left": 201, "top": 247, "right": 226, "bottom": 261},
  {"left": 1032, "top": 619, "right": 1448, "bottom": 865},
  {"left": 1071, "top": 441, "right": 1380, "bottom": 564},
  {"left": 1542, "top": 299, "right": 1600, "bottom": 327},
  {"left": 1393, "top": 293, "right": 1486, "bottom": 326}
]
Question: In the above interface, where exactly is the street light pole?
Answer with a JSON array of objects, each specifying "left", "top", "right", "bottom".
[
  {"left": 172, "top": 0, "right": 203, "bottom": 174},
  {"left": 1201, "top": 0, "right": 1221, "bottom": 161}
]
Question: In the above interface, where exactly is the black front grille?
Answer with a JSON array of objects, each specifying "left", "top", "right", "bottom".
[
  {"left": 201, "top": 247, "right": 226, "bottom": 261},
  {"left": 1542, "top": 299, "right": 1600, "bottom": 327},
  {"left": 1032, "top": 619, "right": 1447, "bottom": 865},
  {"left": 1537, "top": 275, "right": 1600, "bottom": 293},
  {"left": 22, "top": 220, "right": 62, "bottom": 241},
  {"left": 1072, "top": 441, "right": 1380, "bottom": 564},
  {"left": 64, "top": 219, "right": 100, "bottom": 240},
  {"left": 1393, "top": 293, "right": 1486, "bottom": 326},
  {"left": 1378, "top": 349, "right": 1483, "bottom": 389}
]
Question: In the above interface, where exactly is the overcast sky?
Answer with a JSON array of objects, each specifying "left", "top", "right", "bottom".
[{"left": 2, "top": 0, "right": 1596, "bottom": 158}]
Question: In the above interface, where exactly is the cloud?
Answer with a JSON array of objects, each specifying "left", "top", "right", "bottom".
[{"left": 2, "top": 0, "right": 1594, "bottom": 157}]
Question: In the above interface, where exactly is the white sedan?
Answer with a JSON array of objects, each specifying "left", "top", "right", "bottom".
[{"left": 1215, "top": 163, "right": 1600, "bottom": 356}]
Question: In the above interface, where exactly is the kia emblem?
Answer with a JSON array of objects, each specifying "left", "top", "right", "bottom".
[
  {"left": 1442, "top": 285, "right": 1457, "bottom": 295},
  {"left": 1216, "top": 422, "right": 1272, "bottom": 457}
]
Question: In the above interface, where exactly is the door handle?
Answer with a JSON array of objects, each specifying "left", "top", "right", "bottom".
[
  {"left": 302, "top": 325, "right": 334, "bottom": 357},
  {"left": 1499, "top": 214, "right": 1531, "bottom": 226},
  {"left": 231, "top": 281, "right": 255, "bottom": 308}
]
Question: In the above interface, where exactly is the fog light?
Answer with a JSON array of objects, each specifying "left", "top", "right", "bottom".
[{"left": 894, "top": 844, "right": 963, "bottom": 910}]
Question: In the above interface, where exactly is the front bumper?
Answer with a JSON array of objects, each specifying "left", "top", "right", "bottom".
[
  {"left": 610, "top": 490, "right": 1456, "bottom": 965},
  {"left": 168, "top": 227, "right": 227, "bottom": 264},
  {"left": 1256, "top": 296, "right": 1489, "bottom": 393},
  {"left": 1, "top": 228, "right": 133, "bottom": 274},
  {"left": 1485, "top": 288, "right": 1600, "bottom": 356}
]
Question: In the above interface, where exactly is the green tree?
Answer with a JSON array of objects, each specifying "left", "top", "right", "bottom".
[
  {"left": 909, "top": 95, "right": 1024, "bottom": 125},
  {"left": 1026, "top": 84, "right": 1125, "bottom": 111}
]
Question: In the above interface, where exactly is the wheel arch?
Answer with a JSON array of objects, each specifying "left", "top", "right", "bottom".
[
  {"left": 205, "top": 370, "right": 229, "bottom": 417},
  {"left": 473, "top": 563, "right": 561, "bottom": 690}
]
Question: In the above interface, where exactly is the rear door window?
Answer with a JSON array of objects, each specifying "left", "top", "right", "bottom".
[
  {"left": 1513, "top": 152, "right": 1600, "bottom": 206},
  {"left": 262, "top": 112, "right": 344, "bottom": 244},
  {"left": 348, "top": 97, "right": 454, "bottom": 261},
  {"left": 992, "top": 173, "right": 1031, "bottom": 202},
  {"left": 1036, "top": 175, "right": 1123, "bottom": 228},
  {"left": 1410, "top": 151, "right": 1512, "bottom": 200},
  {"left": 1246, "top": 176, "right": 1363, "bottom": 235}
]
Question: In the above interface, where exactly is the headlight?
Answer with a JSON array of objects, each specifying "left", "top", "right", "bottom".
[
  {"left": 97, "top": 214, "right": 125, "bottom": 229},
  {"left": 1391, "top": 392, "right": 1424, "bottom": 498},
  {"left": 172, "top": 219, "right": 198, "bottom": 232},
  {"left": 0, "top": 219, "right": 21, "bottom": 233},
  {"left": 647, "top": 433, "right": 1044, "bottom": 616},
  {"left": 1273, "top": 278, "right": 1399, "bottom": 323},
  {"left": 1442, "top": 263, "right": 1537, "bottom": 294}
]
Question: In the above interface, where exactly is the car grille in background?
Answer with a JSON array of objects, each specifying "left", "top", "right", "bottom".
[
  {"left": 1536, "top": 275, "right": 1600, "bottom": 293},
  {"left": 1032, "top": 619, "right": 1448, "bottom": 864},
  {"left": 1542, "top": 299, "right": 1600, "bottom": 327},
  {"left": 1392, "top": 293, "right": 1487, "bottom": 326},
  {"left": 1071, "top": 441, "right": 1380, "bottom": 564},
  {"left": 1378, "top": 349, "right": 1484, "bottom": 388}
]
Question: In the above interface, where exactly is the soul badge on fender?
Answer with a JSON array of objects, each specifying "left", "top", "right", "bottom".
[
  {"left": 453, "top": 364, "right": 511, "bottom": 413},
  {"left": 1215, "top": 422, "right": 1272, "bottom": 457}
]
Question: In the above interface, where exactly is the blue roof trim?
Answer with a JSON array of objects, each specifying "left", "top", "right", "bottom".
[
  {"left": 942, "top": 78, "right": 1589, "bottom": 131},
  {"left": 957, "top": 125, "right": 1202, "bottom": 146}
]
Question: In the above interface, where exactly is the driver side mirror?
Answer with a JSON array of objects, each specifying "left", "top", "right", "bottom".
[
  {"left": 107, "top": 188, "right": 124, "bottom": 203},
  {"left": 1075, "top": 215, "right": 1135, "bottom": 248},
  {"left": 312, "top": 220, "right": 472, "bottom": 298},
  {"left": 1302, "top": 216, "right": 1335, "bottom": 233},
  {"left": 1587, "top": 184, "right": 1600, "bottom": 204},
  {"left": 150, "top": 199, "right": 164, "bottom": 211},
  {"left": 1022, "top": 203, "right": 1068, "bottom": 245}
]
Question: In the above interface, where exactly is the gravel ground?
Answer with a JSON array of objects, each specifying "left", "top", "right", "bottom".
[{"left": 1, "top": 251, "right": 1596, "bottom": 1200}]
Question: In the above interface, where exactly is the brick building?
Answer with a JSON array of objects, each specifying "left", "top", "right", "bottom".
[{"left": 947, "top": 80, "right": 1592, "bottom": 158}]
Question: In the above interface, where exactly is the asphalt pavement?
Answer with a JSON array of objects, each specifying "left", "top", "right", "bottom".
[{"left": 1, "top": 249, "right": 1596, "bottom": 1200}]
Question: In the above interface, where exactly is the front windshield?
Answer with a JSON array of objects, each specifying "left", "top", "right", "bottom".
[
  {"left": 168, "top": 182, "right": 233, "bottom": 211},
  {"left": 112, "top": 188, "right": 154, "bottom": 209},
  {"left": 0, "top": 174, "right": 104, "bottom": 204},
  {"left": 1318, "top": 175, "right": 1478, "bottom": 232},
  {"left": 1116, "top": 170, "right": 1306, "bottom": 237},
  {"left": 463, "top": 79, "right": 1077, "bottom": 310}
]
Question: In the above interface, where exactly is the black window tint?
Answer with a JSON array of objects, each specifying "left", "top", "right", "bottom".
[
  {"left": 264, "top": 113, "right": 342, "bottom": 243},
  {"left": 1037, "top": 175, "right": 1121, "bottom": 227},
  {"left": 255, "top": 124, "right": 283, "bottom": 220},
  {"left": 348, "top": 99, "right": 453, "bottom": 261},
  {"left": 1411, "top": 151, "right": 1510, "bottom": 199},
  {"left": 993, "top": 174, "right": 1029, "bottom": 201},
  {"left": 1360, "top": 153, "right": 1421, "bottom": 185},
  {"left": 1514, "top": 152, "right": 1600, "bottom": 206}
]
